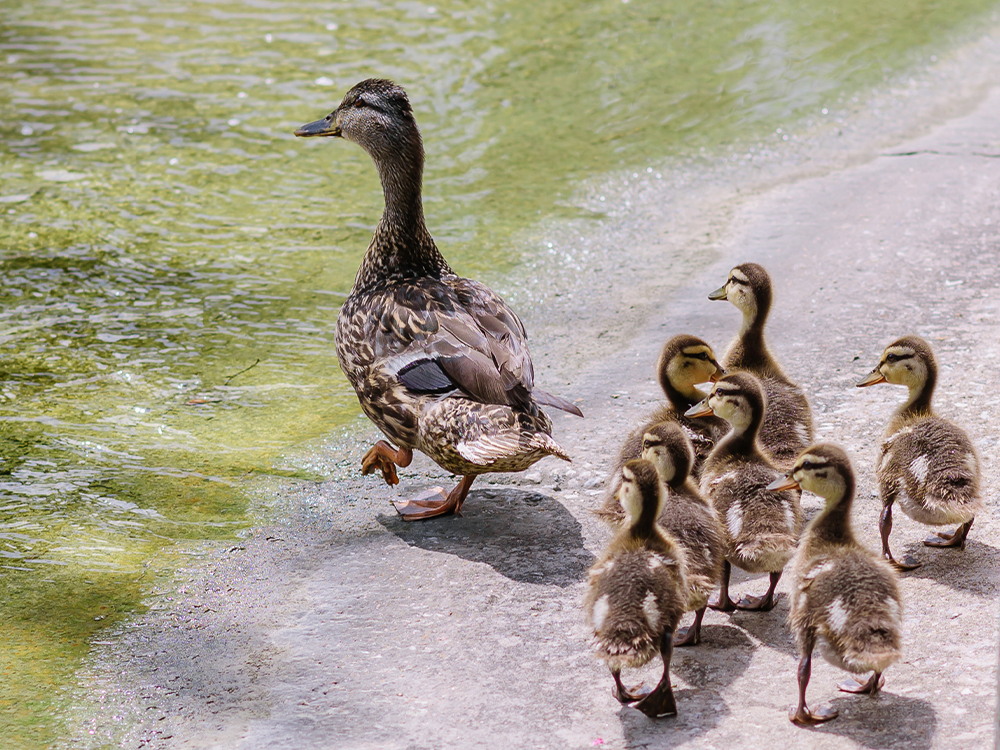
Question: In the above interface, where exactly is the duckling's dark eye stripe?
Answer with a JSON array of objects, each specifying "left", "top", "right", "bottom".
[{"left": 885, "top": 353, "right": 913, "bottom": 363}]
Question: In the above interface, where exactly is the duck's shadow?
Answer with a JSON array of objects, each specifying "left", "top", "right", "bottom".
[
  {"left": 900, "top": 538, "right": 1000, "bottom": 595},
  {"left": 804, "top": 691, "right": 936, "bottom": 749},
  {"left": 378, "top": 488, "right": 594, "bottom": 586}
]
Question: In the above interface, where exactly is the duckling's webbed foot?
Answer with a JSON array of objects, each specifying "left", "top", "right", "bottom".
[
  {"left": 708, "top": 561, "right": 737, "bottom": 612},
  {"left": 392, "top": 475, "right": 476, "bottom": 521},
  {"left": 361, "top": 441, "right": 413, "bottom": 486},
  {"left": 838, "top": 672, "right": 884, "bottom": 696},
  {"left": 790, "top": 703, "right": 839, "bottom": 726},
  {"left": 674, "top": 607, "right": 706, "bottom": 647},
  {"left": 790, "top": 645, "right": 839, "bottom": 726},
  {"left": 611, "top": 669, "right": 650, "bottom": 704},
  {"left": 633, "top": 631, "right": 677, "bottom": 718},
  {"left": 923, "top": 519, "right": 974, "bottom": 549},
  {"left": 736, "top": 571, "right": 781, "bottom": 611},
  {"left": 880, "top": 500, "right": 921, "bottom": 571}
]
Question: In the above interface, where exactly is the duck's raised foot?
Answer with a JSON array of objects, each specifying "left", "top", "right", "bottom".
[
  {"left": 789, "top": 704, "right": 838, "bottom": 726},
  {"left": 736, "top": 592, "right": 776, "bottom": 612},
  {"left": 923, "top": 520, "right": 973, "bottom": 549},
  {"left": 634, "top": 687, "right": 677, "bottom": 718},
  {"left": 361, "top": 441, "right": 412, "bottom": 486},
  {"left": 838, "top": 673, "right": 884, "bottom": 695}
]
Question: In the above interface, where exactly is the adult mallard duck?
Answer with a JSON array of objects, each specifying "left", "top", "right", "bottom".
[
  {"left": 596, "top": 334, "right": 726, "bottom": 518},
  {"left": 857, "top": 335, "right": 982, "bottom": 569},
  {"left": 768, "top": 444, "right": 903, "bottom": 726},
  {"left": 295, "top": 79, "right": 581, "bottom": 520},
  {"left": 708, "top": 263, "right": 814, "bottom": 468},
  {"left": 685, "top": 372, "right": 801, "bottom": 612},
  {"left": 585, "top": 458, "right": 688, "bottom": 718}
]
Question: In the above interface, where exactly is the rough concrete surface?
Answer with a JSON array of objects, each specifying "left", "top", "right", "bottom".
[{"left": 61, "top": 46, "right": 1000, "bottom": 750}]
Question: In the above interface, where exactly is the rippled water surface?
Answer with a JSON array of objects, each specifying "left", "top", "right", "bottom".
[{"left": 1, "top": 0, "right": 998, "bottom": 743}]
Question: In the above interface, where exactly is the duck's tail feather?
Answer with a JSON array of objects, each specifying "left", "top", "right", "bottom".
[{"left": 533, "top": 389, "right": 584, "bottom": 417}]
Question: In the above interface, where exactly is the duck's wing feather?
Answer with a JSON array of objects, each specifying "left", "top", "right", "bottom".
[{"left": 376, "top": 277, "right": 538, "bottom": 410}]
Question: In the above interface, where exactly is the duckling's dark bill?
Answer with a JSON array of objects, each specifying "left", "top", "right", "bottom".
[
  {"left": 707, "top": 284, "right": 728, "bottom": 300},
  {"left": 294, "top": 118, "right": 341, "bottom": 138}
]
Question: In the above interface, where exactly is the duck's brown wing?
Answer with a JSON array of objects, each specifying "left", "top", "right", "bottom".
[{"left": 380, "top": 276, "right": 571, "bottom": 413}]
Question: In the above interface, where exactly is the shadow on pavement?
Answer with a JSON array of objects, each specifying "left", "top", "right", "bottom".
[
  {"left": 901, "top": 538, "right": 1000, "bottom": 596},
  {"left": 378, "top": 487, "right": 595, "bottom": 586},
  {"left": 807, "top": 691, "right": 937, "bottom": 749}
]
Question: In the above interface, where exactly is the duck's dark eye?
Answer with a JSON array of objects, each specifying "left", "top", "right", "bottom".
[
  {"left": 886, "top": 354, "right": 899, "bottom": 363},
  {"left": 642, "top": 440, "right": 651, "bottom": 450},
  {"left": 800, "top": 461, "right": 814, "bottom": 470}
]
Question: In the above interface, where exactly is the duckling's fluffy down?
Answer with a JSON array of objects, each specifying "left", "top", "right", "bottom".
[
  {"left": 790, "top": 550, "right": 902, "bottom": 675},
  {"left": 584, "top": 549, "right": 688, "bottom": 671},
  {"left": 880, "top": 418, "right": 982, "bottom": 526}
]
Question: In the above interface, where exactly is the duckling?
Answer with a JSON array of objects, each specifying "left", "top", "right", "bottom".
[
  {"left": 597, "top": 334, "right": 726, "bottom": 520},
  {"left": 708, "top": 263, "right": 814, "bottom": 467},
  {"left": 639, "top": 422, "right": 726, "bottom": 646},
  {"left": 685, "top": 372, "right": 801, "bottom": 611},
  {"left": 584, "top": 459, "right": 688, "bottom": 718},
  {"left": 295, "top": 79, "right": 581, "bottom": 520},
  {"left": 768, "top": 444, "right": 903, "bottom": 726},
  {"left": 857, "top": 335, "right": 982, "bottom": 569}
]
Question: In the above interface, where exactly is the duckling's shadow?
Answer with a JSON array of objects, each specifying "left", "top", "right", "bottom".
[
  {"left": 378, "top": 488, "right": 594, "bottom": 587},
  {"left": 672, "top": 623, "right": 755, "bottom": 690},
  {"left": 899, "top": 538, "right": 1000, "bottom": 595},
  {"left": 803, "top": 691, "right": 936, "bottom": 749}
]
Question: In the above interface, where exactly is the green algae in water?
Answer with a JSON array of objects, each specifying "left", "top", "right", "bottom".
[{"left": 1, "top": 0, "right": 999, "bottom": 745}]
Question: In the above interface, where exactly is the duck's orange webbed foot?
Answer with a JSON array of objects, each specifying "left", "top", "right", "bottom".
[
  {"left": 361, "top": 441, "right": 412, "bottom": 486},
  {"left": 393, "top": 475, "right": 476, "bottom": 521}
]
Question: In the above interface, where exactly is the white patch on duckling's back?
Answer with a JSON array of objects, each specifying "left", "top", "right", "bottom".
[
  {"left": 727, "top": 505, "right": 743, "bottom": 538},
  {"left": 880, "top": 450, "right": 894, "bottom": 472},
  {"left": 784, "top": 503, "right": 796, "bottom": 533},
  {"left": 592, "top": 594, "right": 609, "bottom": 631},
  {"left": 642, "top": 592, "right": 660, "bottom": 630},
  {"left": 648, "top": 555, "right": 662, "bottom": 571},
  {"left": 711, "top": 471, "right": 738, "bottom": 487},
  {"left": 964, "top": 452, "right": 978, "bottom": 475},
  {"left": 827, "top": 597, "right": 849, "bottom": 633},
  {"left": 795, "top": 423, "right": 811, "bottom": 446},
  {"left": 909, "top": 455, "right": 929, "bottom": 485},
  {"left": 885, "top": 597, "right": 902, "bottom": 625}
]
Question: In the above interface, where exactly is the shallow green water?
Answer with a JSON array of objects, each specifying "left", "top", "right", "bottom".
[{"left": 1, "top": 0, "right": 998, "bottom": 744}]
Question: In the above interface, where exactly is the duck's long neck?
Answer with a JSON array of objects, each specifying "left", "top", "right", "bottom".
[
  {"left": 809, "top": 475, "right": 857, "bottom": 546},
  {"left": 899, "top": 366, "right": 936, "bottom": 420},
  {"left": 352, "top": 133, "right": 451, "bottom": 294}
]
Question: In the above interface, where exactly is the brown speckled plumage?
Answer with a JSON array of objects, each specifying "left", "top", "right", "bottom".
[{"left": 299, "top": 79, "right": 577, "bottom": 489}]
